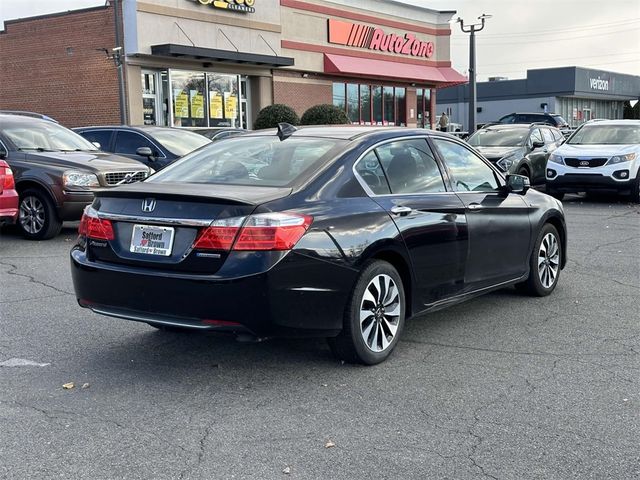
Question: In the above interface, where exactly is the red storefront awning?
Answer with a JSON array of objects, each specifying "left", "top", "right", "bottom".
[{"left": 323, "top": 53, "right": 467, "bottom": 88}]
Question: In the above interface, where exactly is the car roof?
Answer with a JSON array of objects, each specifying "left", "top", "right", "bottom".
[
  {"left": 0, "top": 113, "right": 58, "bottom": 126},
  {"left": 580, "top": 119, "right": 640, "bottom": 126},
  {"left": 243, "top": 125, "right": 461, "bottom": 141},
  {"left": 75, "top": 125, "right": 181, "bottom": 132}
]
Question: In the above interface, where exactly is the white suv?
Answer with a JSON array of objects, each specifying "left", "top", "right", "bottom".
[{"left": 545, "top": 120, "right": 640, "bottom": 202}]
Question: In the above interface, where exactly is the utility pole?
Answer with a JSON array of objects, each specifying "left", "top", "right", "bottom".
[
  {"left": 113, "top": 0, "right": 127, "bottom": 124},
  {"left": 457, "top": 14, "right": 491, "bottom": 135}
]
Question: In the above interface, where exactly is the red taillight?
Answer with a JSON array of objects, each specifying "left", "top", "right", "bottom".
[
  {"left": 1, "top": 166, "right": 15, "bottom": 190},
  {"left": 78, "top": 209, "right": 114, "bottom": 240},
  {"left": 193, "top": 213, "right": 313, "bottom": 252}
]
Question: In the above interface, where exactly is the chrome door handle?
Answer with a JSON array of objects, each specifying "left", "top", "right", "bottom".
[
  {"left": 390, "top": 206, "right": 412, "bottom": 216},
  {"left": 468, "top": 203, "right": 483, "bottom": 210}
]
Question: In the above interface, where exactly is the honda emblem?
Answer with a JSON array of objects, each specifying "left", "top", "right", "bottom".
[{"left": 141, "top": 198, "right": 156, "bottom": 212}]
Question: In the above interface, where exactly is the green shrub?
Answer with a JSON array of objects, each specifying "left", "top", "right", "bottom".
[
  {"left": 301, "top": 104, "right": 350, "bottom": 125},
  {"left": 253, "top": 104, "right": 300, "bottom": 129}
]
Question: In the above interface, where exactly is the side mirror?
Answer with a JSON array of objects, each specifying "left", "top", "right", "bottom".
[
  {"left": 531, "top": 140, "right": 545, "bottom": 149},
  {"left": 92, "top": 142, "right": 101, "bottom": 149},
  {"left": 506, "top": 174, "right": 530, "bottom": 194},
  {"left": 136, "top": 147, "right": 154, "bottom": 158}
]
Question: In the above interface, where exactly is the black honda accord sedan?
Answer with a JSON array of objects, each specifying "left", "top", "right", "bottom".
[{"left": 70, "top": 125, "right": 567, "bottom": 364}]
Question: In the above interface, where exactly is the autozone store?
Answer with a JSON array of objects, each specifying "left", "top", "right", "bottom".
[{"left": 123, "top": 0, "right": 466, "bottom": 129}]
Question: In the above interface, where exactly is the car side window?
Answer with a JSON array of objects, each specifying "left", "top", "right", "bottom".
[
  {"left": 80, "top": 130, "right": 112, "bottom": 150},
  {"left": 551, "top": 129, "right": 564, "bottom": 142},
  {"left": 354, "top": 151, "right": 391, "bottom": 195},
  {"left": 432, "top": 139, "right": 499, "bottom": 192},
  {"left": 114, "top": 131, "right": 156, "bottom": 155},
  {"left": 500, "top": 114, "right": 516, "bottom": 124},
  {"left": 375, "top": 139, "right": 446, "bottom": 194},
  {"left": 529, "top": 128, "right": 544, "bottom": 145},
  {"left": 541, "top": 128, "right": 555, "bottom": 144}
]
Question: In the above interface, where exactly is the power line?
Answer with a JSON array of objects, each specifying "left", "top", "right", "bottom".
[
  {"left": 451, "top": 18, "right": 640, "bottom": 38},
  {"left": 451, "top": 26, "right": 640, "bottom": 45},
  {"left": 476, "top": 59, "right": 640, "bottom": 76},
  {"left": 473, "top": 51, "right": 639, "bottom": 68}
]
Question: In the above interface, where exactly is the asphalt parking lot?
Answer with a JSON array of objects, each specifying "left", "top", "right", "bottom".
[{"left": 0, "top": 194, "right": 638, "bottom": 480}]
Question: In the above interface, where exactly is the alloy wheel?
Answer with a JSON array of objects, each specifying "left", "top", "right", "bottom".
[
  {"left": 19, "top": 195, "right": 46, "bottom": 234},
  {"left": 538, "top": 232, "right": 560, "bottom": 289},
  {"left": 360, "top": 274, "right": 401, "bottom": 352}
]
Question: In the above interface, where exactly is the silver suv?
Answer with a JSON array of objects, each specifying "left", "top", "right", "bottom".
[{"left": 545, "top": 120, "right": 640, "bottom": 202}]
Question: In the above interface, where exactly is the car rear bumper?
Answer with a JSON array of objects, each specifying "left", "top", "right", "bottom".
[
  {"left": 0, "top": 189, "right": 19, "bottom": 225},
  {"left": 70, "top": 248, "right": 357, "bottom": 337}
]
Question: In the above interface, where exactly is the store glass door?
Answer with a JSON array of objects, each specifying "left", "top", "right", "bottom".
[{"left": 141, "top": 71, "right": 161, "bottom": 126}]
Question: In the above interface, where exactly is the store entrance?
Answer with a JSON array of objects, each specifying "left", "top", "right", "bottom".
[
  {"left": 141, "top": 71, "right": 163, "bottom": 126},
  {"left": 416, "top": 88, "right": 431, "bottom": 129}
]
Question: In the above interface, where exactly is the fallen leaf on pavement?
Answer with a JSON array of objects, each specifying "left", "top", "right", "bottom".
[
  {"left": 283, "top": 466, "right": 291, "bottom": 474},
  {"left": 81, "top": 383, "right": 90, "bottom": 389},
  {"left": 324, "top": 440, "right": 335, "bottom": 448},
  {"left": 62, "top": 382, "right": 75, "bottom": 389}
]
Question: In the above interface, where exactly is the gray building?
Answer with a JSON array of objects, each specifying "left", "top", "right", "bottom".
[{"left": 437, "top": 67, "right": 640, "bottom": 130}]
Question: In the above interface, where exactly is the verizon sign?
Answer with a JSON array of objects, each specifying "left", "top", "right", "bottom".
[
  {"left": 328, "top": 19, "right": 434, "bottom": 58},
  {"left": 589, "top": 77, "right": 609, "bottom": 91}
]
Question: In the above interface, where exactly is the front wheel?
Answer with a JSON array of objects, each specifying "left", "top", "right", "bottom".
[
  {"left": 628, "top": 177, "right": 640, "bottom": 204},
  {"left": 516, "top": 223, "right": 562, "bottom": 297},
  {"left": 328, "top": 260, "right": 405, "bottom": 365},
  {"left": 18, "top": 188, "right": 62, "bottom": 240}
]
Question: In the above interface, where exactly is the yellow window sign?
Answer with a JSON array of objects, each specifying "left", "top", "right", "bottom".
[
  {"left": 209, "top": 92, "right": 223, "bottom": 118},
  {"left": 174, "top": 92, "right": 189, "bottom": 118},
  {"left": 225, "top": 95, "right": 237, "bottom": 119},
  {"left": 191, "top": 92, "right": 204, "bottom": 118}
]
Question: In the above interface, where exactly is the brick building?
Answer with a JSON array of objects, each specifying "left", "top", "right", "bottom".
[{"left": 0, "top": 0, "right": 466, "bottom": 129}]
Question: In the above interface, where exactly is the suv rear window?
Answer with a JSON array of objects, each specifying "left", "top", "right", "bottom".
[{"left": 149, "top": 135, "right": 346, "bottom": 187}]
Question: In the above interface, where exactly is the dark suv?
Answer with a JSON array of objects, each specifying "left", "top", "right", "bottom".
[
  {"left": 0, "top": 114, "right": 151, "bottom": 239},
  {"left": 467, "top": 123, "right": 565, "bottom": 185},
  {"left": 497, "top": 112, "right": 570, "bottom": 134}
]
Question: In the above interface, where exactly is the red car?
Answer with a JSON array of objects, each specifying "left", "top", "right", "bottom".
[{"left": 0, "top": 160, "right": 18, "bottom": 225}]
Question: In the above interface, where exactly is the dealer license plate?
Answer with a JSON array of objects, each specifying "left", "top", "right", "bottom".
[{"left": 130, "top": 224, "right": 175, "bottom": 256}]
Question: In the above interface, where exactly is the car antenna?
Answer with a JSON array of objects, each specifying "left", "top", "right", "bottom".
[{"left": 277, "top": 122, "right": 297, "bottom": 141}]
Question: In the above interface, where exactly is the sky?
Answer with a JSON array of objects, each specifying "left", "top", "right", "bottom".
[{"left": 1, "top": 0, "right": 639, "bottom": 81}]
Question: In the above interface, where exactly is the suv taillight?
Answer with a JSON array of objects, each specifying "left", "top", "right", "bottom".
[
  {"left": 193, "top": 213, "right": 312, "bottom": 252},
  {"left": 1, "top": 165, "right": 15, "bottom": 191},
  {"left": 78, "top": 208, "right": 115, "bottom": 241}
]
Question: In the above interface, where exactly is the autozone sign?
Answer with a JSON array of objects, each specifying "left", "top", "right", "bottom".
[{"left": 328, "top": 19, "right": 434, "bottom": 58}]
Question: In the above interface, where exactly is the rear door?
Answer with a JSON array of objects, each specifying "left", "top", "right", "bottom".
[
  {"left": 77, "top": 129, "right": 114, "bottom": 152},
  {"left": 354, "top": 138, "right": 468, "bottom": 306},
  {"left": 430, "top": 137, "right": 531, "bottom": 290},
  {"left": 526, "top": 128, "right": 549, "bottom": 183}
]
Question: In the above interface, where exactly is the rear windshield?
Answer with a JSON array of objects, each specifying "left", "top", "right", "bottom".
[
  {"left": 467, "top": 128, "right": 528, "bottom": 147},
  {"left": 552, "top": 115, "right": 568, "bottom": 125},
  {"left": 148, "top": 128, "right": 211, "bottom": 156},
  {"left": 148, "top": 135, "right": 346, "bottom": 187},
  {"left": 567, "top": 124, "right": 640, "bottom": 145}
]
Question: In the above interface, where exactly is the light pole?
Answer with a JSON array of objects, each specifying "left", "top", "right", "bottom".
[{"left": 457, "top": 14, "right": 491, "bottom": 135}]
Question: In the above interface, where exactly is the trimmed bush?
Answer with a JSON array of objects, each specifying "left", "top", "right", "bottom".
[
  {"left": 253, "top": 104, "right": 300, "bottom": 130},
  {"left": 301, "top": 104, "right": 350, "bottom": 125}
]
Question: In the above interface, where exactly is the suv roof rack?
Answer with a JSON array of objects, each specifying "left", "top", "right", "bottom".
[{"left": 0, "top": 111, "right": 59, "bottom": 123}]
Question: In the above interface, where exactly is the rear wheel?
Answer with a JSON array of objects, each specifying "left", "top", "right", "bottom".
[
  {"left": 18, "top": 188, "right": 62, "bottom": 240},
  {"left": 516, "top": 223, "right": 562, "bottom": 297},
  {"left": 328, "top": 260, "right": 405, "bottom": 365}
]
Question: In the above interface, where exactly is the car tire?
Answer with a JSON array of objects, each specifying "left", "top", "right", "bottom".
[
  {"left": 517, "top": 223, "right": 562, "bottom": 297},
  {"left": 18, "top": 188, "right": 62, "bottom": 240},
  {"left": 545, "top": 185, "right": 564, "bottom": 201},
  {"left": 327, "top": 260, "right": 405, "bottom": 365},
  {"left": 629, "top": 177, "right": 640, "bottom": 204},
  {"left": 517, "top": 166, "right": 530, "bottom": 182}
]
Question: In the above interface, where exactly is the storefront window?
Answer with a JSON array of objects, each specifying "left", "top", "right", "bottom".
[
  {"left": 333, "top": 83, "right": 346, "bottom": 111},
  {"left": 333, "top": 82, "right": 408, "bottom": 126},
  {"left": 347, "top": 83, "right": 359, "bottom": 124},
  {"left": 207, "top": 73, "right": 240, "bottom": 127},
  {"left": 171, "top": 71, "right": 206, "bottom": 127},
  {"left": 417, "top": 88, "right": 431, "bottom": 128},
  {"left": 360, "top": 85, "right": 371, "bottom": 125},
  {"left": 396, "top": 87, "right": 406, "bottom": 126}
]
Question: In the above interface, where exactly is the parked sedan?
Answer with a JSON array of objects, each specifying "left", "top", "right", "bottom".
[
  {"left": 467, "top": 124, "right": 564, "bottom": 184},
  {"left": 189, "top": 127, "right": 247, "bottom": 141},
  {"left": 71, "top": 126, "right": 567, "bottom": 364},
  {"left": 0, "top": 159, "right": 18, "bottom": 225},
  {"left": 546, "top": 120, "right": 640, "bottom": 202},
  {"left": 74, "top": 126, "right": 211, "bottom": 170}
]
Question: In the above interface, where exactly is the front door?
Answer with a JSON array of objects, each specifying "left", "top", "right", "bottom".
[
  {"left": 354, "top": 138, "right": 468, "bottom": 307},
  {"left": 141, "top": 71, "right": 161, "bottom": 126},
  {"left": 430, "top": 137, "right": 532, "bottom": 290}
]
